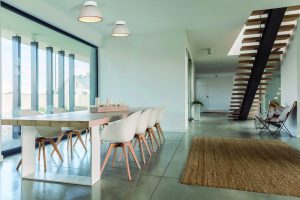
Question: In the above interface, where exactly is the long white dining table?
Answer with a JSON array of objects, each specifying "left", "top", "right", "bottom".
[{"left": 0, "top": 108, "right": 146, "bottom": 186}]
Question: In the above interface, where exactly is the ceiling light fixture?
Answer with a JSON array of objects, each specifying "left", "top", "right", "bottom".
[
  {"left": 78, "top": 1, "right": 103, "bottom": 23},
  {"left": 112, "top": 21, "right": 130, "bottom": 37}
]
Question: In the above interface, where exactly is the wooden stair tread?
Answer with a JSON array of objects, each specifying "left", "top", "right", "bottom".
[
  {"left": 239, "top": 51, "right": 283, "bottom": 57},
  {"left": 237, "top": 66, "right": 276, "bottom": 70},
  {"left": 240, "top": 43, "right": 286, "bottom": 51},
  {"left": 246, "top": 14, "right": 300, "bottom": 26},
  {"left": 238, "top": 58, "right": 280, "bottom": 64},
  {"left": 244, "top": 25, "right": 295, "bottom": 35},
  {"left": 242, "top": 34, "right": 290, "bottom": 43}
]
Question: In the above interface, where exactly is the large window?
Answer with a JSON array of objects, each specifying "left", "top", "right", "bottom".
[{"left": 0, "top": 5, "right": 98, "bottom": 153}]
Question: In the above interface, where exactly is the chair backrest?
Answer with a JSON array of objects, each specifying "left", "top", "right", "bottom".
[
  {"left": 136, "top": 109, "right": 152, "bottom": 134},
  {"left": 101, "top": 111, "right": 141, "bottom": 143},
  {"left": 19, "top": 109, "right": 60, "bottom": 138},
  {"left": 53, "top": 107, "right": 68, "bottom": 113},
  {"left": 156, "top": 107, "right": 165, "bottom": 123},
  {"left": 19, "top": 109, "right": 42, "bottom": 117},
  {"left": 278, "top": 101, "right": 297, "bottom": 122},
  {"left": 147, "top": 108, "right": 159, "bottom": 128},
  {"left": 74, "top": 106, "right": 87, "bottom": 111}
]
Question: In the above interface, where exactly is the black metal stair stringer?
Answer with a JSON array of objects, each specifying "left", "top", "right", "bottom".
[{"left": 239, "top": 7, "right": 287, "bottom": 120}]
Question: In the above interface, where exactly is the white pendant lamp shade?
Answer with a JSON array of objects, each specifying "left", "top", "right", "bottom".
[
  {"left": 78, "top": 1, "right": 103, "bottom": 23},
  {"left": 112, "top": 21, "right": 130, "bottom": 37}
]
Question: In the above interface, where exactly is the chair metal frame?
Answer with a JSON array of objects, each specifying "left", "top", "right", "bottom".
[{"left": 255, "top": 101, "right": 297, "bottom": 138}]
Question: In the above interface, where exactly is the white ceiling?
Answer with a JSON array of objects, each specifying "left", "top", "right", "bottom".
[{"left": 5, "top": 0, "right": 300, "bottom": 71}]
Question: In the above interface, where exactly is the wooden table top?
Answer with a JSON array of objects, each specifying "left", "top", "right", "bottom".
[{"left": 0, "top": 107, "right": 150, "bottom": 128}]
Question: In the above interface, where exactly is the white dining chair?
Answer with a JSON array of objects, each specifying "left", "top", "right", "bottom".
[
  {"left": 154, "top": 107, "right": 166, "bottom": 144},
  {"left": 146, "top": 108, "right": 160, "bottom": 153},
  {"left": 17, "top": 109, "right": 63, "bottom": 172},
  {"left": 73, "top": 106, "right": 91, "bottom": 144},
  {"left": 51, "top": 108, "right": 87, "bottom": 158},
  {"left": 118, "top": 109, "right": 152, "bottom": 164},
  {"left": 100, "top": 111, "right": 141, "bottom": 181}
]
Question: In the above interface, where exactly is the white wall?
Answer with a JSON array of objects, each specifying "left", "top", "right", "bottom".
[
  {"left": 196, "top": 75, "right": 233, "bottom": 112},
  {"left": 280, "top": 26, "right": 299, "bottom": 137},
  {"left": 99, "top": 31, "right": 187, "bottom": 132}
]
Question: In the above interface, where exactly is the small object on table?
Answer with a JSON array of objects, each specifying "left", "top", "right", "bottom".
[{"left": 90, "top": 105, "right": 129, "bottom": 113}]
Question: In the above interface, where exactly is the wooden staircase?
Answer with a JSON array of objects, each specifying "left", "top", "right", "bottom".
[{"left": 228, "top": 6, "right": 300, "bottom": 120}]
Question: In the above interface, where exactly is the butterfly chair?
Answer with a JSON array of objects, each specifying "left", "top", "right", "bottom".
[{"left": 255, "top": 101, "right": 297, "bottom": 138}]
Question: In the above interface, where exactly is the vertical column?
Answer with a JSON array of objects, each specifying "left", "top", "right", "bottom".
[
  {"left": 58, "top": 50, "right": 65, "bottom": 108},
  {"left": 31, "top": 42, "right": 39, "bottom": 110},
  {"left": 90, "top": 48, "right": 98, "bottom": 106},
  {"left": 69, "top": 54, "right": 75, "bottom": 111},
  {"left": 0, "top": 12, "right": 3, "bottom": 161},
  {"left": 12, "top": 36, "right": 21, "bottom": 138},
  {"left": 46, "top": 47, "right": 53, "bottom": 114}
]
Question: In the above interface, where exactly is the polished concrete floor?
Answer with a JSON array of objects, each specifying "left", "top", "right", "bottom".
[{"left": 1, "top": 113, "right": 300, "bottom": 200}]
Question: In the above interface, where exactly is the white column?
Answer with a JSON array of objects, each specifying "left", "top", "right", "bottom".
[
  {"left": 21, "top": 126, "right": 36, "bottom": 176},
  {"left": 90, "top": 125, "right": 101, "bottom": 185}
]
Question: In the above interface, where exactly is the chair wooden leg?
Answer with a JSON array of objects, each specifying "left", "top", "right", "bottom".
[
  {"left": 67, "top": 134, "right": 70, "bottom": 151},
  {"left": 158, "top": 123, "right": 165, "bottom": 143},
  {"left": 122, "top": 144, "right": 131, "bottom": 181},
  {"left": 90, "top": 128, "right": 92, "bottom": 142},
  {"left": 150, "top": 128, "right": 160, "bottom": 149},
  {"left": 147, "top": 129, "right": 155, "bottom": 153},
  {"left": 73, "top": 137, "right": 79, "bottom": 147},
  {"left": 48, "top": 138, "right": 63, "bottom": 161},
  {"left": 112, "top": 148, "right": 118, "bottom": 167},
  {"left": 74, "top": 131, "right": 87, "bottom": 152},
  {"left": 16, "top": 159, "right": 22, "bottom": 170},
  {"left": 100, "top": 144, "right": 114, "bottom": 175},
  {"left": 68, "top": 133, "right": 73, "bottom": 158},
  {"left": 85, "top": 129, "right": 88, "bottom": 144},
  {"left": 138, "top": 136, "right": 145, "bottom": 164},
  {"left": 133, "top": 138, "right": 138, "bottom": 149},
  {"left": 141, "top": 135, "right": 151, "bottom": 156},
  {"left": 155, "top": 124, "right": 162, "bottom": 144},
  {"left": 51, "top": 133, "right": 64, "bottom": 156},
  {"left": 127, "top": 142, "right": 141, "bottom": 169},
  {"left": 41, "top": 138, "right": 47, "bottom": 172},
  {"left": 38, "top": 142, "right": 41, "bottom": 161}
]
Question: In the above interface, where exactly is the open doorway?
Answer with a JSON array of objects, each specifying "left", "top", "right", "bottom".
[{"left": 187, "top": 50, "right": 194, "bottom": 121}]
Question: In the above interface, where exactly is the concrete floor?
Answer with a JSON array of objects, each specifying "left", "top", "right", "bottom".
[{"left": 1, "top": 113, "right": 300, "bottom": 200}]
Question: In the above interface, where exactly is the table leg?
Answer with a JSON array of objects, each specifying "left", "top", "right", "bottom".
[
  {"left": 90, "top": 125, "right": 101, "bottom": 185},
  {"left": 21, "top": 126, "right": 37, "bottom": 177}
]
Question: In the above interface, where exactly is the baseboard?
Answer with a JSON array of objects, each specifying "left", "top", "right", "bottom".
[{"left": 163, "top": 128, "right": 186, "bottom": 133}]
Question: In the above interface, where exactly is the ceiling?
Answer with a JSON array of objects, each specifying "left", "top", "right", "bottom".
[
  {"left": 5, "top": 0, "right": 300, "bottom": 71},
  {"left": 1, "top": 8, "right": 93, "bottom": 62}
]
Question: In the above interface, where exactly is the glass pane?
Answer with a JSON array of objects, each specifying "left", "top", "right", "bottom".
[
  {"left": 21, "top": 43, "right": 31, "bottom": 110},
  {"left": 1, "top": 7, "right": 97, "bottom": 153},
  {"left": 75, "top": 59, "right": 90, "bottom": 108},
  {"left": 38, "top": 48, "right": 47, "bottom": 113}
]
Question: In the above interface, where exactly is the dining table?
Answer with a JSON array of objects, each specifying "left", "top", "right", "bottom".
[{"left": 0, "top": 108, "right": 147, "bottom": 186}]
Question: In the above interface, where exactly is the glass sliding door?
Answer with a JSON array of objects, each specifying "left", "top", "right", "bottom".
[{"left": 0, "top": 5, "right": 98, "bottom": 154}]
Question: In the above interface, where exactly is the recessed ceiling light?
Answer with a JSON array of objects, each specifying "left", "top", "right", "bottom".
[
  {"left": 78, "top": 1, "right": 103, "bottom": 23},
  {"left": 112, "top": 21, "right": 130, "bottom": 37}
]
